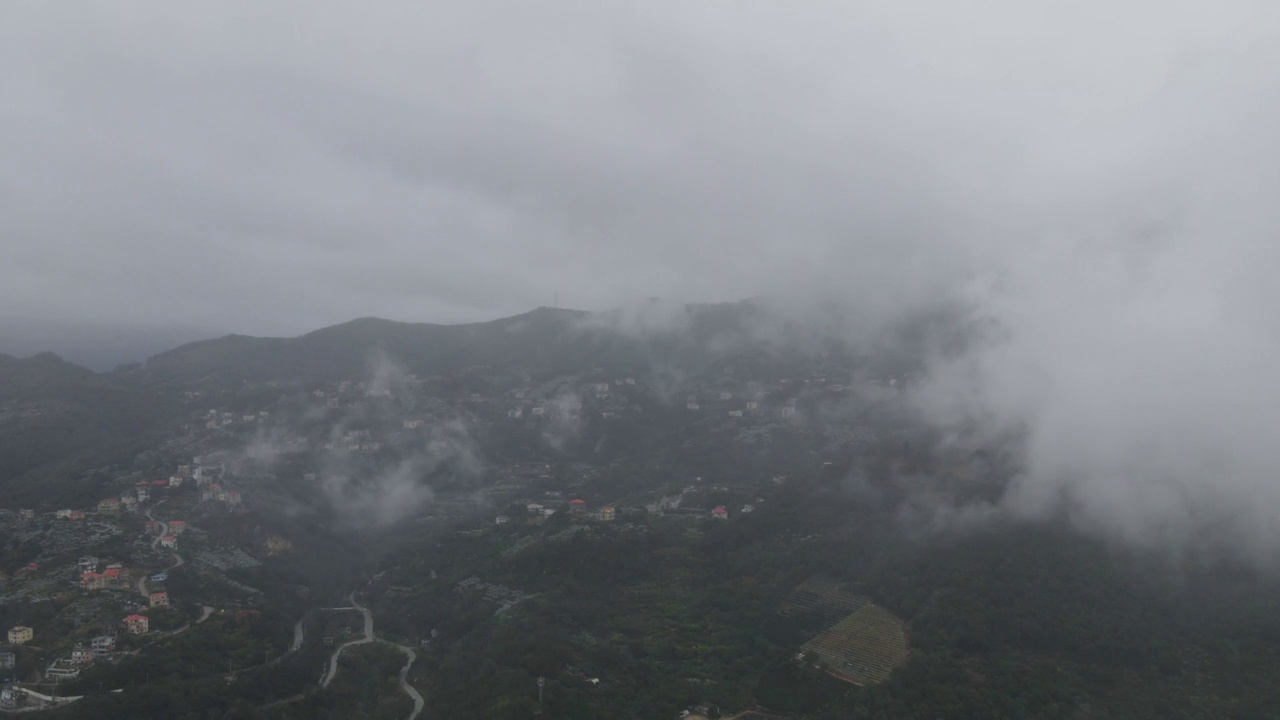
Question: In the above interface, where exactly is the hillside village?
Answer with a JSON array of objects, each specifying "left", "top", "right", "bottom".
[
  {"left": 0, "top": 342, "right": 943, "bottom": 714},
  {"left": 0, "top": 307, "right": 1275, "bottom": 718}
]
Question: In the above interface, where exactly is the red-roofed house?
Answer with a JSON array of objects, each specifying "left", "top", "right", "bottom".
[
  {"left": 569, "top": 499, "right": 587, "bottom": 514},
  {"left": 168, "top": 520, "right": 186, "bottom": 534},
  {"left": 712, "top": 506, "right": 729, "bottom": 520},
  {"left": 124, "top": 615, "right": 149, "bottom": 634},
  {"left": 149, "top": 591, "right": 168, "bottom": 608},
  {"left": 102, "top": 567, "right": 122, "bottom": 582},
  {"left": 69, "top": 510, "right": 86, "bottom": 521},
  {"left": 151, "top": 479, "right": 167, "bottom": 487},
  {"left": 145, "top": 520, "right": 162, "bottom": 533},
  {"left": 80, "top": 572, "right": 105, "bottom": 590},
  {"left": 159, "top": 535, "right": 178, "bottom": 549}
]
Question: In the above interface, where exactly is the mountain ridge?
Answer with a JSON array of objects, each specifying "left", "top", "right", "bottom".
[{"left": 126, "top": 301, "right": 771, "bottom": 388}]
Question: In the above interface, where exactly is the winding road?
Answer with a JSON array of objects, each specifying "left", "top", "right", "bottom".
[
  {"left": 320, "top": 593, "right": 374, "bottom": 688},
  {"left": 317, "top": 592, "right": 424, "bottom": 720},
  {"left": 135, "top": 504, "right": 211, "bottom": 635},
  {"left": 387, "top": 641, "right": 425, "bottom": 720}
]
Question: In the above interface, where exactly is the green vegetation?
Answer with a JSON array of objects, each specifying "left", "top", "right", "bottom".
[{"left": 367, "top": 464, "right": 1280, "bottom": 720}]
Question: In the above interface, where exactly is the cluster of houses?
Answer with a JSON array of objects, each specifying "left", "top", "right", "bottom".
[
  {"left": 199, "top": 483, "right": 243, "bottom": 507},
  {"left": 496, "top": 484, "right": 759, "bottom": 530},
  {"left": 193, "top": 462, "right": 245, "bottom": 508},
  {"left": 571, "top": 500, "right": 615, "bottom": 522},
  {"left": 203, "top": 408, "right": 270, "bottom": 430},
  {"left": 0, "top": 493, "right": 195, "bottom": 684},
  {"left": 685, "top": 392, "right": 796, "bottom": 420},
  {"left": 492, "top": 373, "right": 858, "bottom": 424},
  {"left": 638, "top": 484, "right": 762, "bottom": 522},
  {"left": 321, "top": 428, "right": 384, "bottom": 453},
  {"left": 147, "top": 517, "right": 188, "bottom": 550},
  {"left": 525, "top": 502, "right": 557, "bottom": 520},
  {"left": 77, "top": 556, "right": 127, "bottom": 591},
  {"left": 50, "top": 461, "right": 203, "bottom": 523},
  {"left": 35, "top": 627, "right": 127, "bottom": 683},
  {"left": 499, "top": 497, "right": 617, "bottom": 527}
]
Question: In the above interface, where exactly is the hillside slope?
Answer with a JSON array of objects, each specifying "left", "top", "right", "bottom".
[{"left": 0, "top": 353, "right": 178, "bottom": 504}]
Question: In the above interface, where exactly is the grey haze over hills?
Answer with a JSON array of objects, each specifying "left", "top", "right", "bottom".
[
  {"left": 0, "top": 315, "right": 227, "bottom": 372},
  {"left": 4, "top": 293, "right": 1279, "bottom": 571},
  {"left": 1, "top": 0, "right": 1278, "bottom": 567},
  {"left": 129, "top": 299, "right": 946, "bottom": 387}
]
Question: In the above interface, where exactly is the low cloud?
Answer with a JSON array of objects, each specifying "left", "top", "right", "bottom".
[
  {"left": 541, "top": 392, "right": 584, "bottom": 453},
  {"left": 909, "top": 225, "right": 1280, "bottom": 565},
  {"left": 320, "top": 417, "right": 481, "bottom": 528}
]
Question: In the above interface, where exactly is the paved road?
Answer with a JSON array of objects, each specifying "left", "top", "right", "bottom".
[
  {"left": 386, "top": 642, "right": 425, "bottom": 720},
  {"left": 320, "top": 593, "right": 373, "bottom": 688},
  {"left": 139, "top": 501, "right": 185, "bottom": 596},
  {"left": 138, "top": 503, "right": 169, "bottom": 597},
  {"left": 317, "top": 592, "right": 425, "bottom": 719}
]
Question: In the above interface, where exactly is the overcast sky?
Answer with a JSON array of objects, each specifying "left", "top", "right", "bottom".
[{"left": 4, "top": 1, "right": 1272, "bottom": 340}]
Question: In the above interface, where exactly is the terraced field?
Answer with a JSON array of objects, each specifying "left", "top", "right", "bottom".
[
  {"left": 801, "top": 602, "right": 908, "bottom": 685},
  {"left": 780, "top": 575, "right": 868, "bottom": 624}
]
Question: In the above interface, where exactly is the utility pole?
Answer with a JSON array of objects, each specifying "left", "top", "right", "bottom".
[{"left": 535, "top": 675, "right": 545, "bottom": 715}]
